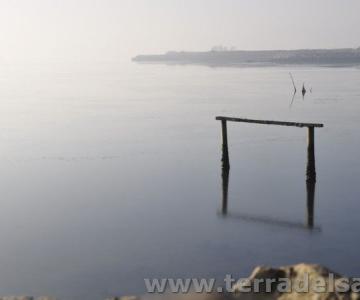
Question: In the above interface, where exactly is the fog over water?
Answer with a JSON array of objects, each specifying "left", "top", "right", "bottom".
[
  {"left": 1, "top": 0, "right": 360, "bottom": 299},
  {"left": 1, "top": 0, "right": 360, "bottom": 62}
]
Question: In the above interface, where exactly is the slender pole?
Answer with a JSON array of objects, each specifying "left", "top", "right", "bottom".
[
  {"left": 306, "top": 126, "right": 316, "bottom": 229},
  {"left": 221, "top": 120, "right": 230, "bottom": 169},
  {"left": 306, "top": 127, "right": 316, "bottom": 182}
]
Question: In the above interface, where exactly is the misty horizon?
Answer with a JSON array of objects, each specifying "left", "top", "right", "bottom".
[
  {"left": 135, "top": 45, "right": 360, "bottom": 55},
  {"left": 1, "top": 0, "right": 360, "bottom": 62}
]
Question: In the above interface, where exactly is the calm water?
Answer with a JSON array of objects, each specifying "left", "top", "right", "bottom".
[{"left": 0, "top": 62, "right": 359, "bottom": 299}]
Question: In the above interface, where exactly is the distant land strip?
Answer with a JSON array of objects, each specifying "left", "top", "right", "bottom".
[{"left": 132, "top": 48, "right": 360, "bottom": 66}]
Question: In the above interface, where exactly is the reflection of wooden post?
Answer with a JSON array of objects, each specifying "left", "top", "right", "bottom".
[
  {"left": 306, "top": 178, "right": 316, "bottom": 229},
  {"left": 221, "top": 167, "right": 230, "bottom": 215},
  {"left": 221, "top": 120, "right": 230, "bottom": 169}
]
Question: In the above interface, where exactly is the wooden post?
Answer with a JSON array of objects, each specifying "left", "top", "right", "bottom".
[
  {"left": 306, "top": 127, "right": 316, "bottom": 182},
  {"left": 306, "top": 126, "right": 316, "bottom": 229},
  {"left": 221, "top": 120, "right": 230, "bottom": 169},
  {"left": 215, "top": 116, "right": 323, "bottom": 178}
]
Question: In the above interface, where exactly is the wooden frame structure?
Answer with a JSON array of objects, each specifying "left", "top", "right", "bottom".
[{"left": 216, "top": 116, "right": 324, "bottom": 170}]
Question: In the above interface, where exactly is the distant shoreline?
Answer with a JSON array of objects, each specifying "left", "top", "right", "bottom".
[{"left": 132, "top": 48, "right": 360, "bottom": 67}]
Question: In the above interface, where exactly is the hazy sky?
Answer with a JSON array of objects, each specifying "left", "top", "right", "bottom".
[{"left": 1, "top": 0, "right": 359, "bottom": 62}]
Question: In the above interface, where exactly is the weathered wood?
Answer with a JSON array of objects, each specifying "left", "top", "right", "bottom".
[
  {"left": 221, "top": 120, "right": 230, "bottom": 169},
  {"left": 216, "top": 116, "right": 324, "bottom": 128},
  {"left": 216, "top": 115, "right": 323, "bottom": 231},
  {"left": 308, "top": 126, "right": 315, "bottom": 149},
  {"left": 306, "top": 127, "right": 316, "bottom": 228},
  {"left": 306, "top": 127, "right": 316, "bottom": 181}
]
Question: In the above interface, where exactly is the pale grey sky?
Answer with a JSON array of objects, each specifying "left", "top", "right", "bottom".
[{"left": 0, "top": 0, "right": 359, "bottom": 62}]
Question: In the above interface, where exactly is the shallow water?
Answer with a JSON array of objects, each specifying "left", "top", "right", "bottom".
[{"left": 0, "top": 62, "right": 359, "bottom": 300}]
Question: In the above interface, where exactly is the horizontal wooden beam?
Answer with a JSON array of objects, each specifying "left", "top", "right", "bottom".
[{"left": 215, "top": 116, "right": 324, "bottom": 128}]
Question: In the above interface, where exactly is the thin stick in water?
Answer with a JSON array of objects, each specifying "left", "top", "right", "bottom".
[{"left": 289, "top": 72, "right": 297, "bottom": 93}]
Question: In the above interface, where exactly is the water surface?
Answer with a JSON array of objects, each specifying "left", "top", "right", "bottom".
[{"left": 0, "top": 62, "right": 359, "bottom": 299}]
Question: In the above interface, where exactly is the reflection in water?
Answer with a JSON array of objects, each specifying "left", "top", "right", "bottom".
[
  {"left": 289, "top": 90, "right": 297, "bottom": 108},
  {"left": 221, "top": 166, "right": 230, "bottom": 215},
  {"left": 302, "top": 83, "right": 307, "bottom": 98},
  {"left": 220, "top": 132, "right": 318, "bottom": 231},
  {"left": 220, "top": 211, "right": 320, "bottom": 232},
  {"left": 306, "top": 179, "right": 316, "bottom": 229}
]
